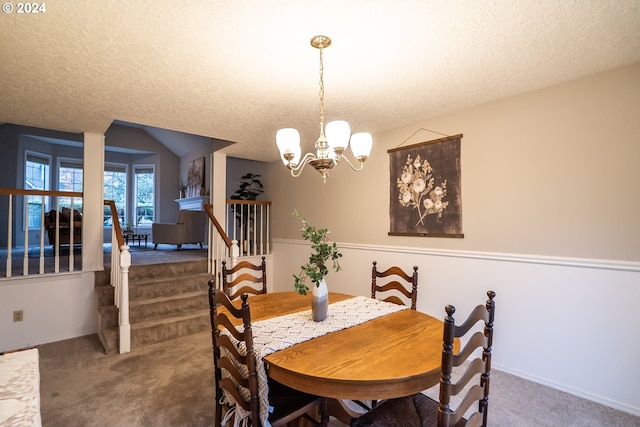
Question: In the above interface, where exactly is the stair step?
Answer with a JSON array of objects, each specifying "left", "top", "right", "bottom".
[
  {"left": 129, "top": 290, "right": 209, "bottom": 323},
  {"left": 129, "top": 273, "right": 213, "bottom": 300},
  {"left": 99, "top": 305, "right": 118, "bottom": 329},
  {"left": 95, "top": 283, "right": 115, "bottom": 307},
  {"left": 130, "top": 309, "right": 210, "bottom": 349},
  {"left": 98, "top": 327, "right": 119, "bottom": 356},
  {"left": 129, "top": 259, "right": 208, "bottom": 280},
  {"left": 94, "top": 270, "right": 111, "bottom": 287}
]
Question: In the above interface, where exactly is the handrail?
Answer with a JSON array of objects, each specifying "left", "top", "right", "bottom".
[
  {"left": 103, "top": 200, "right": 125, "bottom": 248},
  {"left": 204, "top": 204, "right": 232, "bottom": 248},
  {"left": 204, "top": 203, "right": 236, "bottom": 290},
  {"left": 225, "top": 199, "right": 272, "bottom": 206},
  {"left": 0, "top": 188, "right": 83, "bottom": 198}
]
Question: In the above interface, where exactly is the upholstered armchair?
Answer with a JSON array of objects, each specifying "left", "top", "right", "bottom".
[{"left": 152, "top": 210, "right": 208, "bottom": 250}]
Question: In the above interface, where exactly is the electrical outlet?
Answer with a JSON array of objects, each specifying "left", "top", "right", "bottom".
[{"left": 13, "top": 310, "right": 23, "bottom": 322}]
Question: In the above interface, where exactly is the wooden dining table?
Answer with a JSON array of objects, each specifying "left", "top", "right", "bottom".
[{"left": 226, "top": 291, "right": 453, "bottom": 421}]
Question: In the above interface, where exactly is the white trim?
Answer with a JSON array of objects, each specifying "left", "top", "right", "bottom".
[{"left": 273, "top": 238, "right": 640, "bottom": 273}]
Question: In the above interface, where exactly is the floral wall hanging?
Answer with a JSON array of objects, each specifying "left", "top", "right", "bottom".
[{"left": 388, "top": 134, "right": 463, "bottom": 237}]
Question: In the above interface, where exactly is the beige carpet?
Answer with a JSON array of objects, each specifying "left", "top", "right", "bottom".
[
  {"left": 39, "top": 333, "right": 215, "bottom": 427},
  {"left": 37, "top": 332, "right": 640, "bottom": 427}
]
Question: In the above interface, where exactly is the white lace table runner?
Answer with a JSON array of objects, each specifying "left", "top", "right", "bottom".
[
  {"left": 0, "top": 348, "right": 42, "bottom": 427},
  {"left": 220, "top": 296, "right": 408, "bottom": 426}
]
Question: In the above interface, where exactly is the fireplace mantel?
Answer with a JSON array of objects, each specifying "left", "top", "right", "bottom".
[{"left": 175, "top": 196, "right": 209, "bottom": 211}]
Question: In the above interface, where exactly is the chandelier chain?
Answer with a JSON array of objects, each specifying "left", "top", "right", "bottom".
[{"left": 318, "top": 46, "right": 325, "bottom": 135}]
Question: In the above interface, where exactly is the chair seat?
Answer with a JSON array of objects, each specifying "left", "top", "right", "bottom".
[
  {"left": 351, "top": 291, "right": 496, "bottom": 427},
  {"left": 268, "top": 378, "right": 322, "bottom": 425},
  {"left": 350, "top": 394, "right": 432, "bottom": 427},
  {"left": 350, "top": 393, "right": 468, "bottom": 427}
]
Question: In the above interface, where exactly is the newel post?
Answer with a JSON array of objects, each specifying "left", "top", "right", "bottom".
[
  {"left": 231, "top": 239, "right": 239, "bottom": 260},
  {"left": 118, "top": 245, "right": 131, "bottom": 354}
]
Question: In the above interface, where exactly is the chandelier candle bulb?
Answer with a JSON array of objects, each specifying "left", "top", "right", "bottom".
[
  {"left": 326, "top": 120, "right": 351, "bottom": 151},
  {"left": 275, "top": 35, "right": 373, "bottom": 183},
  {"left": 276, "top": 128, "right": 301, "bottom": 166},
  {"left": 350, "top": 132, "right": 373, "bottom": 161}
]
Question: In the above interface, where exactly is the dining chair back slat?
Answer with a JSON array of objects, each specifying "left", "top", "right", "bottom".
[
  {"left": 222, "top": 256, "right": 267, "bottom": 300},
  {"left": 208, "top": 284, "right": 259, "bottom": 425},
  {"left": 371, "top": 261, "right": 419, "bottom": 310}
]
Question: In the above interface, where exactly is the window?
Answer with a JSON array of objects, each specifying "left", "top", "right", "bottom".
[
  {"left": 104, "top": 164, "right": 127, "bottom": 226},
  {"left": 25, "top": 152, "right": 51, "bottom": 228},
  {"left": 134, "top": 165, "right": 154, "bottom": 226},
  {"left": 58, "top": 158, "right": 83, "bottom": 212}
]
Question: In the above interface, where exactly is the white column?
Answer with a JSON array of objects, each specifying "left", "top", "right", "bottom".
[
  {"left": 212, "top": 151, "right": 226, "bottom": 221},
  {"left": 83, "top": 132, "right": 105, "bottom": 271}
]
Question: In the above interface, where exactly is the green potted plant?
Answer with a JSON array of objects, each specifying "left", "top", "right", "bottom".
[
  {"left": 230, "top": 173, "right": 263, "bottom": 201},
  {"left": 177, "top": 181, "right": 187, "bottom": 199},
  {"left": 230, "top": 173, "right": 264, "bottom": 251},
  {"left": 292, "top": 209, "right": 342, "bottom": 321}
]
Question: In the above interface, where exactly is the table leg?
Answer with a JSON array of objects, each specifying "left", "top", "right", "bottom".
[{"left": 326, "top": 398, "right": 366, "bottom": 424}]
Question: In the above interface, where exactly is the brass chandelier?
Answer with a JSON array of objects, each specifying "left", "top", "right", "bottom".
[{"left": 276, "top": 35, "right": 373, "bottom": 183}]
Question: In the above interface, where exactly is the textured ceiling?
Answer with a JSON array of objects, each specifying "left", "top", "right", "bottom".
[{"left": 1, "top": 0, "right": 639, "bottom": 161}]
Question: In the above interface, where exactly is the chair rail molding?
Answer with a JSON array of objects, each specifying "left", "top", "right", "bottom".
[{"left": 272, "top": 239, "right": 640, "bottom": 273}]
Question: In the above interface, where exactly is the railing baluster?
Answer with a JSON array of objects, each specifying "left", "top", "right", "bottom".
[
  {"left": 266, "top": 204, "right": 270, "bottom": 255},
  {"left": 6, "top": 195, "right": 13, "bottom": 278},
  {"left": 252, "top": 203, "right": 257, "bottom": 256},
  {"left": 39, "top": 194, "right": 45, "bottom": 274},
  {"left": 23, "top": 194, "right": 29, "bottom": 276},
  {"left": 53, "top": 203, "right": 60, "bottom": 273},
  {"left": 68, "top": 197, "right": 75, "bottom": 272}
]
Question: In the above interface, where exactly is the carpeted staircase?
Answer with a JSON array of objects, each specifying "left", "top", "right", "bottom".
[{"left": 95, "top": 259, "right": 213, "bottom": 355}]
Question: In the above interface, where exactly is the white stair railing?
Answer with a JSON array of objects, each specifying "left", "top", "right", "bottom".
[
  {"left": 104, "top": 200, "right": 131, "bottom": 354},
  {"left": 0, "top": 188, "right": 83, "bottom": 278},
  {"left": 225, "top": 200, "right": 271, "bottom": 258}
]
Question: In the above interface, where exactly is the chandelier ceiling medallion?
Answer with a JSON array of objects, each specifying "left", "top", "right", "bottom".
[{"left": 276, "top": 35, "right": 373, "bottom": 183}]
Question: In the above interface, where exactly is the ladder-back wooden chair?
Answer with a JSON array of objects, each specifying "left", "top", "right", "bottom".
[
  {"left": 371, "top": 261, "right": 419, "bottom": 310},
  {"left": 351, "top": 290, "right": 496, "bottom": 427},
  {"left": 222, "top": 256, "right": 267, "bottom": 300},
  {"left": 350, "top": 262, "right": 420, "bottom": 412},
  {"left": 208, "top": 280, "right": 327, "bottom": 426}
]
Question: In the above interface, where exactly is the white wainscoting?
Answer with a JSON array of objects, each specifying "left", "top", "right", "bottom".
[
  {"left": 272, "top": 239, "right": 640, "bottom": 417},
  {"left": 0, "top": 272, "right": 97, "bottom": 352}
]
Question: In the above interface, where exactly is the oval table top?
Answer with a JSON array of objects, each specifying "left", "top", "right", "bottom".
[{"left": 234, "top": 291, "right": 449, "bottom": 401}]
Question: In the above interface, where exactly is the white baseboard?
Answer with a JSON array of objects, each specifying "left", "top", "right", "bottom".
[{"left": 494, "top": 363, "right": 640, "bottom": 417}]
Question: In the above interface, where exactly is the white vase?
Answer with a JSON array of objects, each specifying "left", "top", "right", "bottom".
[{"left": 312, "top": 278, "right": 328, "bottom": 321}]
